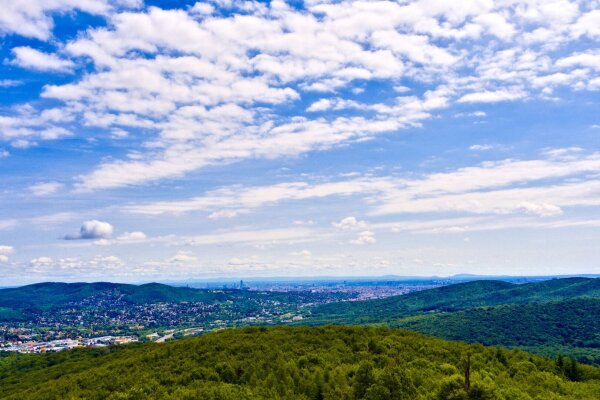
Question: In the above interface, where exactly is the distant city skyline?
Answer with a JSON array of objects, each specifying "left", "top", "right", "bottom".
[{"left": 1, "top": 0, "right": 600, "bottom": 284}]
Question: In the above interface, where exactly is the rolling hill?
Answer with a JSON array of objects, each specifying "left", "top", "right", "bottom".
[
  {"left": 309, "top": 277, "right": 600, "bottom": 324},
  {"left": 0, "top": 282, "right": 231, "bottom": 312},
  {"left": 393, "top": 298, "right": 600, "bottom": 365},
  {"left": 306, "top": 278, "right": 600, "bottom": 363},
  {"left": 0, "top": 326, "right": 599, "bottom": 399}
]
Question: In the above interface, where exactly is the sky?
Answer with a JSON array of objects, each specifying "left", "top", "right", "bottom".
[{"left": 0, "top": 0, "right": 599, "bottom": 285}]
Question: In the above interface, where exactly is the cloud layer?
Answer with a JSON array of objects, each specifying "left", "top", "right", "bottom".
[
  {"left": 1, "top": 1, "right": 598, "bottom": 191},
  {"left": 0, "top": 1, "right": 599, "bottom": 283}
]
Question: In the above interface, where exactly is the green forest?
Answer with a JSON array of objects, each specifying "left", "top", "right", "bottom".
[
  {"left": 392, "top": 298, "right": 600, "bottom": 365},
  {"left": 310, "top": 278, "right": 600, "bottom": 324},
  {"left": 1, "top": 326, "right": 599, "bottom": 399},
  {"left": 0, "top": 282, "right": 237, "bottom": 314},
  {"left": 306, "top": 278, "right": 600, "bottom": 364}
]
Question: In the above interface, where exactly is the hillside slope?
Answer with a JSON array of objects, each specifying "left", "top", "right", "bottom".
[
  {"left": 309, "top": 277, "right": 600, "bottom": 324},
  {"left": 0, "top": 282, "right": 236, "bottom": 313},
  {"left": 0, "top": 326, "right": 599, "bottom": 399},
  {"left": 394, "top": 298, "right": 600, "bottom": 364}
]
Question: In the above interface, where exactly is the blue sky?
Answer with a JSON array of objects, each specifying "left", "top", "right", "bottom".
[{"left": 0, "top": 0, "right": 599, "bottom": 284}]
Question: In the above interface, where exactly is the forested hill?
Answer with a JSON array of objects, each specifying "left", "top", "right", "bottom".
[
  {"left": 0, "top": 282, "right": 234, "bottom": 311},
  {"left": 394, "top": 298, "right": 600, "bottom": 365},
  {"left": 1, "top": 326, "right": 599, "bottom": 399},
  {"left": 309, "top": 277, "right": 600, "bottom": 324},
  {"left": 305, "top": 278, "right": 600, "bottom": 365}
]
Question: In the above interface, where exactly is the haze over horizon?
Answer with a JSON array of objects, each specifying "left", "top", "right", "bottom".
[{"left": 1, "top": 0, "right": 600, "bottom": 285}]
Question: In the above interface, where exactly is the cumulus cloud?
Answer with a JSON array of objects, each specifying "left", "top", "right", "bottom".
[
  {"left": 10, "top": 47, "right": 74, "bottom": 72},
  {"left": 189, "top": 2, "right": 214, "bottom": 15},
  {"left": 350, "top": 231, "right": 376, "bottom": 245},
  {"left": 0, "top": 246, "right": 13, "bottom": 262},
  {"left": 0, "top": 0, "right": 140, "bottom": 40},
  {"left": 332, "top": 216, "right": 367, "bottom": 231},
  {"left": 30, "top": 256, "right": 53, "bottom": 266},
  {"left": 0, "top": 104, "right": 73, "bottom": 144},
  {"left": 0, "top": 245, "right": 14, "bottom": 254},
  {"left": 168, "top": 251, "right": 197, "bottom": 263},
  {"left": 64, "top": 220, "right": 114, "bottom": 240}
]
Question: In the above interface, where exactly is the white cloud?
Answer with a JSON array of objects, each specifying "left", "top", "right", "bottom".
[
  {"left": 571, "top": 10, "right": 600, "bottom": 39},
  {"left": 0, "top": 219, "right": 17, "bottom": 230},
  {"left": 117, "top": 231, "right": 147, "bottom": 241},
  {"left": 64, "top": 220, "right": 114, "bottom": 240},
  {"left": 474, "top": 13, "right": 516, "bottom": 40},
  {"left": 168, "top": 251, "right": 197, "bottom": 263},
  {"left": 290, "top": 250, "right": 312, "bottom": 258},
  {"left": 189, "top": 2, "right": 214, "bottom": 15},
  {"left": 0, "top": 0, "right": 140, "bottom": 40},
  {"left": 125, "top": 180, "right": 391, "bottom": 215},
  {"left": 332, "top": 216, "right": 367, "bottom": 230},
  {"left": 11, "top": 47, "right": 74, "bottom": 72},
  {"left": 516, "top": 202, "right": 563, "bottom": 217},
  {"left": 371, "top": 151, "right": 600, "bottom": 217},
  {"left": 469, "top": 144, "right": 494, "bottom": 151},
  {"left": 0, "top": 80, "right": 22, "bottom": 87},
  {"left": 458, "top": 89, "right": 525, "bottom": 104},
  {"left": 0, "top": 255, "right": 8, "bottom": 263},
  {"left": 208, "top": 210, "right": 240, "bottom": 219},
  {"left": 456, "top": 111, "right": 486, "bottom": 118},
  {"left": 1, "top": 0, "right": 599, "bottom": 200},
  {"left": 124, "top": 150, "right": 600, "bottom": 227},
  {"left": 0, "top": 245, "right": 14, "bottom": 254},
  {"left": 184, "top": 227, "right": 319, "bottom": 246},
  {"left": 0, "top": 149, "right": 10, "bottom": 158},
  {"left": 350, "top": 230, "right": 376, "bottom": 245},
  {"left": 306, "top": 98, "right": 332, "bottom": 112},
  {"left": 16, "top": 1, "right": 590, "bottom": 191},
  {"left": 29, "top": 181, "right": 63, "bottom": 196},
  {"left": 0, "top": 104, "right": 73, "bottom": 143},
  {"left": 30, "top": 256, "right": 53, "bottom": 266},
  {"left": 543, "top": 147, "right": 583, "bottom": 158},
  {"left": 29, "top": 212, "right": 78, "bottom": 227}
]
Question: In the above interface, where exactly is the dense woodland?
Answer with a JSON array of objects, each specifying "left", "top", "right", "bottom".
[
  {"left": 392, "top": 298, "right": 600, "bottom": 365},
  {"left": 310, "top": 278, "right": 600, "bottom": 324},
  {"left": 307, "top": 278, "right": 600, "bottom": 364},
  {"left": 1, "top": 326, "right": 599, "bottom": 399}
]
